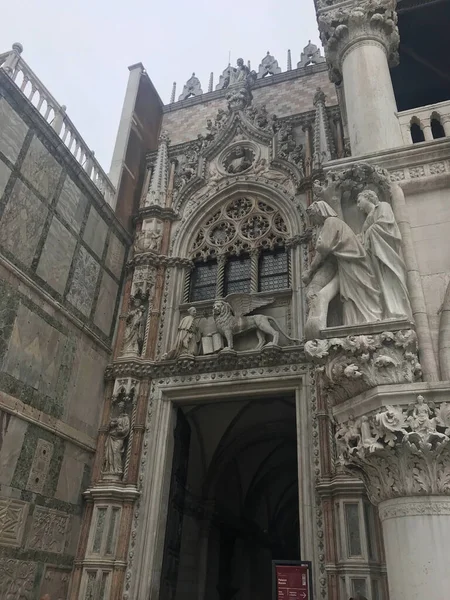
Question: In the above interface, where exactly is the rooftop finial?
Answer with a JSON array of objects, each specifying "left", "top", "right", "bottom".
[
  {"left": 208, "top": 72, "right": 214, "bottom": 93},
  {"left": 170, "top": 82, "right": 176, "bottom": 104},
  {"left": 287, "top": 49, "right": 292, "bottom": 71}
]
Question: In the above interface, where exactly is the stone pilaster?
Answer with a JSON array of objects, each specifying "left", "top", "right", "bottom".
[
  {"left": 317, "top": 0, "right": 403, "bottom": 155},
  {"left": 335, "top": 391, "right": 450, "bottom": 600}
]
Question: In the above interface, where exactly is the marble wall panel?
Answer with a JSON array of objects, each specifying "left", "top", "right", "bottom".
[
  {"left": 83, "top": 206, "right": 108, "bottom": 259},
  {"left": 56, "top": 176, "right": 88, "bottom": 233},
  {"left": 0, "top": 179, "right": 48, "bottom": 266},
  {"left": 27, "top": 505, "right": 70, "bottom": 554},
  {"left": 64, "top": 339, "right": 106, "bottom": 438},
  {"left": 36, "top": 216, "right": 77, "bottom": 294},
  {"left": 26, "top": 438, "right": 54, "bottom": 494},
  {"left": 0, "top": 97, "right": 28, "bottom": 165},
  {"left": 55, "top": 442, "right": 90, "bottom": 504},
  {"left": 39, "top": 566, "right": 72, "bottom": 600},
  {"left": 66, "top": 246, "right": 100, "bottom": 316},
  {"left": 0, "top": 496, "right": 29, "bottom": 547},
  {"left": 0, "top": 558, "right": 37, "bottom": 600},
  {"left": 94, "top": 270, "right": 119, "bottom": 335},
  {"left": 0, "top": 159, "right": 12, "bottom": 197},
  {"left": 20, "top": 136, "right": 61, "bottom": 200},
  {"left": 3, "top": 304, "right": 66, "bottom": 395},
  {"left": 105, "top": 232, "right": 126, "bottom": 280},
  {"left": 0, "top": 411, "right": 28, "bottom": 486}
]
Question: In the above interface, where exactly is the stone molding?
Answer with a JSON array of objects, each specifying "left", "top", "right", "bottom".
[
  {"left": 84, "top": 484, "right": 140, "bottom": 503},
  {"left": 127, "top": 254, "right": 193, "bottom": 271},
  {"left": 318, "top": 0, "right": 400, "bottom": 82},
  {"left": 137, "top": 206, "right": 179, "bottom": 222},
  {"left": 335, "top": 396, "right": 450, "bottom": 504},
  {"left": 378, "top": 496, "right": 450, "bottom": 521}
]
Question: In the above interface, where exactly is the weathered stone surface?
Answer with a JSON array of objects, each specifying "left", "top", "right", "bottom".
[
  {"left": 36, "top": 216, "right": 77, "bottom": 294},
  {"left": 20, "top": 136, "right": 61, "bottom": 200},
  {"left": 67, "top": 246, "right": 100, "bottom": 316},
  {"left": 105, "top": 232, "right": 126, "bottom": 280},
  {"left": 83, "top": 206, "right": 108, "bottom": 258},
  {"left": 0, "top": 97, "right": 28, "bottom": 164},
  {"left": 0, "top": 179, "right": 48, "bottom": 266},
  {"left": 26, "top": 438, "right": 54, "bottom": 494},
  {"left": 39, "top": 566, "right": 72, "bottom": 600},
  {"left": 27, "top": 505, "right": 71, "bottom": 554},
  {"left": 0, "top": 558, "right": 37, "bottom": 600},
  {"left": 0, "top": 495, "right": 29, "bottom": 546},
  {"left": 0, "top": 411, "right": 28, "bottom": 486},
  {"left": 94, "top": 270, "right": 119, "bottom": 335},
  {"left": 3, "top": 304, "right": 67, "bottom": 395},
  {"left": 0, "top": 159, "right": 12, "bottom": 197},
  {"left": 55, "top": 442, "right": 90, "bottom": 504},
  {"left": 56, "top": 176, "right": 88, "bottom": 233}
]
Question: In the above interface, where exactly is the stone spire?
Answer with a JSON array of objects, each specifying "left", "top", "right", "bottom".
[
  {"left": 287, "top": 49, "right": 292, "bottom": 71},
  {"left": 170, "top": 82, "right": 176, "bottom": 104},
  {"left": 208, "top": 72, "right": 214, "bottom": 92},
  {"left": 312, "top": 88, "right": 334, "bottom": 170},
  {"left": 145, "top": 132, "right": 170, "bottom": 207}
]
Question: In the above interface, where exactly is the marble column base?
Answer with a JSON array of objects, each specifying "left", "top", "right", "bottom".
[{"left": 378, "top": 496, "right": 450, "bottom": 600}]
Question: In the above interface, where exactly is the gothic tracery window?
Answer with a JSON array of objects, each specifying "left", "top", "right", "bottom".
[{"left": 188, "top": 196, "right": 290, "bottom": 301}]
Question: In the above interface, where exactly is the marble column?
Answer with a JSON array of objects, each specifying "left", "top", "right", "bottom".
[
  {"left": 318, "top": 0, "right": 403, "bottom": 156},
  {"left": 334, "top": 392, "right": 450, "bottom": 600}
]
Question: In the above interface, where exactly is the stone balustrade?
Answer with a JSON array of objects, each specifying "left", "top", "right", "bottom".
[
  {"left": 398, "top": 99, "right": 450, "bottom": 144},
  {"left": 0, "top": 43, "right": 116, "bottom": 208}
]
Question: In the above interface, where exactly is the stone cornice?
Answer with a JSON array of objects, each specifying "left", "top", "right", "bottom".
[
  {"left": 378, "top": 496, "right": 450, "bottom": 520},
  {"left": 127, "top": 253, "right": 193, "bottom": 271},
  {"left": 84, "top": 484, "right": 140, "bottom": 503},
  {"left": 136, "top": 205, "right": 179, "bottom": 222},
  {"left": 105, "top": 345, "right": 306, "bottom": 380}
]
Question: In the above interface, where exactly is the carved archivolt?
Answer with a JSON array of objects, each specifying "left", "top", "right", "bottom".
[{"left": 190, "top": 196, "right": 289, "bottom": 260}]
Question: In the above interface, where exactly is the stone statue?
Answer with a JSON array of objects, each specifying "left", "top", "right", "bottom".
[
  {"left": 103, "top": 402, "right": 131, "bottom": 476},
  {"left": 122, "top": 290, "right": 149, "bottom": 356},
  {"left": 302, "top": 201, "right": 382, "bottom": 339},
  {"left": 407, "top": 395, "right": 435, "bottom": 435},
  {"left": 212, "top": 293, "right": 299, "bottom": 350},
  {"left": 225, "top": 146, "right": 252, "bottom": 173},
  {"left": 164, "top": 307, "right": 201, "bottom": 359},
  {"left": 357, "top": 189, "right": 412, "bottom": 320},
  {"left": 224, "top": 58, "right": 257, "bottom": 110}
]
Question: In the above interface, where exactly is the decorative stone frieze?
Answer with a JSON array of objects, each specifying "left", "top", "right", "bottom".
[
  {"left": 318, "top": 0, "right": 400, "bottom": 82},
  {"left": 335, "top": 396, "right": 450, "bottom": 505},
  {"left": 306, "top": 327, "right": 422, "bottom": 404}
]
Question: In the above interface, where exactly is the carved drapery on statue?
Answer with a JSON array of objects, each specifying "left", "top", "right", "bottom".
[
  {"left": 335, "top": 396, "right": 450, "bottom": 505},
  {"left": 164, "top": 307, "right": 201, "bottom": 359}
]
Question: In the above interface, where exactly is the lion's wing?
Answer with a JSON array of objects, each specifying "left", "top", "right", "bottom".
[{"left": 225, "top": 293, "right": 274, "bottom": 317}]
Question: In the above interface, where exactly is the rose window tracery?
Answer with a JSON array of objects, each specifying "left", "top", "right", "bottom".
[{"left": 190, "top": 197, "right": 289, "bottom": 260}]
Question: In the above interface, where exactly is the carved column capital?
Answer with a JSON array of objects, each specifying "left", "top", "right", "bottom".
[
  {"left": 318, "top": 0, "right": 400, "bottom": 82},
  {"left": 335, "top": 396, "right": 450, "bottom": 505}
]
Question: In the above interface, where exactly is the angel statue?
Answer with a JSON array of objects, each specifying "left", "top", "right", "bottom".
[{"left": 212, "top": 293, "right": 300, "bottom": 350}]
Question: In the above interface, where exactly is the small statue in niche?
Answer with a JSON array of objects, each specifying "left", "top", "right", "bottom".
[
  {"left": 122, "top": 289, "right": 149, "bottom": 356},
  {"left": 407, "top": 395, "right": 436, "bottom": 436},
  {"left": 225, "top": 146, "right": 253, "bottom": 174},
  {"left": 357, "top": 189, "right": 412, "bottom": 320},
  {"left": 302, "top": 201, "right": 381, "bottom": 339},
  {"left": 164, "top": 307, "right": 201, "bottom": 359},
  {"left": 134, "top": 221, "right": 162, "bottom": 254},
  {"left": 103, "top": 401, "right": 131, "bottom": 477}
]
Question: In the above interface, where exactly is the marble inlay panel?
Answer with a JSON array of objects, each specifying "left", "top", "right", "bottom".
[
  {"left": 67, "top": 246, "right": 100, "bottom": 316},
  {"left": 94, "top": 270, "right": 118, "bottom": 335},
  {"left": 3, "top": 304, "right": 66, "bottom": 394},
  {"left": 0, "top": 558, "right": 37, "bottom": 600},
  {"left": 0, "top": 160, "right": 12, "bottom": 198},
  {"left": 55, "top": 443, "right": 89, "bottom": 504},
  {"left": 0, "top": 496, "right": 29, "bottom": 547},
  {"left": 39, "top": 566, "right": 72, "bottom": 600},
  {"left": 21, "top": 136, "right": 61, "bottom": 200},
  {"left": 83, "top": 206, "right": 108, "bottom": 258},
  {"left": 105, "top": 232, "right": 126, "bottom": 280},
  {"left": 0, "top": 98, "right": 28, "bottom": 165},
  {"left": 27, "top": 505, "right": 70, "bottom": 554},
  {"left": 36, "top": 216, "right": 77, "bottom": 294},
  {"left": 56, "top": 176, "right": 88, "bottom": 233},
  {"left": 26, "top": 438, "right": 54, "bottom": 494},
  {"left": 0, "top": 179, "right": 48, "bottom": 266},
  {"left": 0, "top": 412, "right": 28, "bottom": 486}
]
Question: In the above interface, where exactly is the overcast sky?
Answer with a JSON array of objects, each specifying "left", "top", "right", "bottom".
[{"left": 1, "top": 0, "right": 321, "bottom": 172}]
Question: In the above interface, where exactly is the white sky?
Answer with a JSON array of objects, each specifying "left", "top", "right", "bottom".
[{"left": 1, "top": 0, "right": 321, "bottom": 172}]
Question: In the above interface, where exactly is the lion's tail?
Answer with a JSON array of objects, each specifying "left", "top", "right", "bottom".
[{"left": 267, "top": 317, "right": 302, "bottom": 346}]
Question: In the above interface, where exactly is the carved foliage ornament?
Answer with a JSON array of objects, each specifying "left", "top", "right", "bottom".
[
  {"left": 306, "top": 330, "right": 422, "bottom": 404},
  {"left": 318, "top": 0, "right": 400, "bottom": 81},
  {"left": 336, "top": 396, "right": 450, "bottom": 504},
  {"left": 191, "top": 196, "right": 288, "bottom": 260}
]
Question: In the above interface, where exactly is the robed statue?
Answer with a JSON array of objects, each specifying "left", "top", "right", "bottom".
[
  {"left": 164, "top": 307, "right": 201, "bottom": 359},
  {"left": 103, "top": 402, "right": 131, "bottom": 477}
]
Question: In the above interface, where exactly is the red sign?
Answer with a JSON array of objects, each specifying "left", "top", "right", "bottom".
[{"left": 275, "top": 564, "right": 309, "bottom": 600}]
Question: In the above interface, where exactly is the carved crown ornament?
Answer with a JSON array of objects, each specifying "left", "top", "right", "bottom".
[
  {"left": 318, "top": 0, "right": 400, "bottom": 82},
  {"left": 335, "top": 395, "right": 450, "bottom": 505}
]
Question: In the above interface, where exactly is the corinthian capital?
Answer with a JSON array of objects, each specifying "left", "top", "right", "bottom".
[
  {"left": 336, "top": 396, "right": 450, "bottom": 505},
  {"left": 318, "top": 0, "right": 400, "bottom": 82}
]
